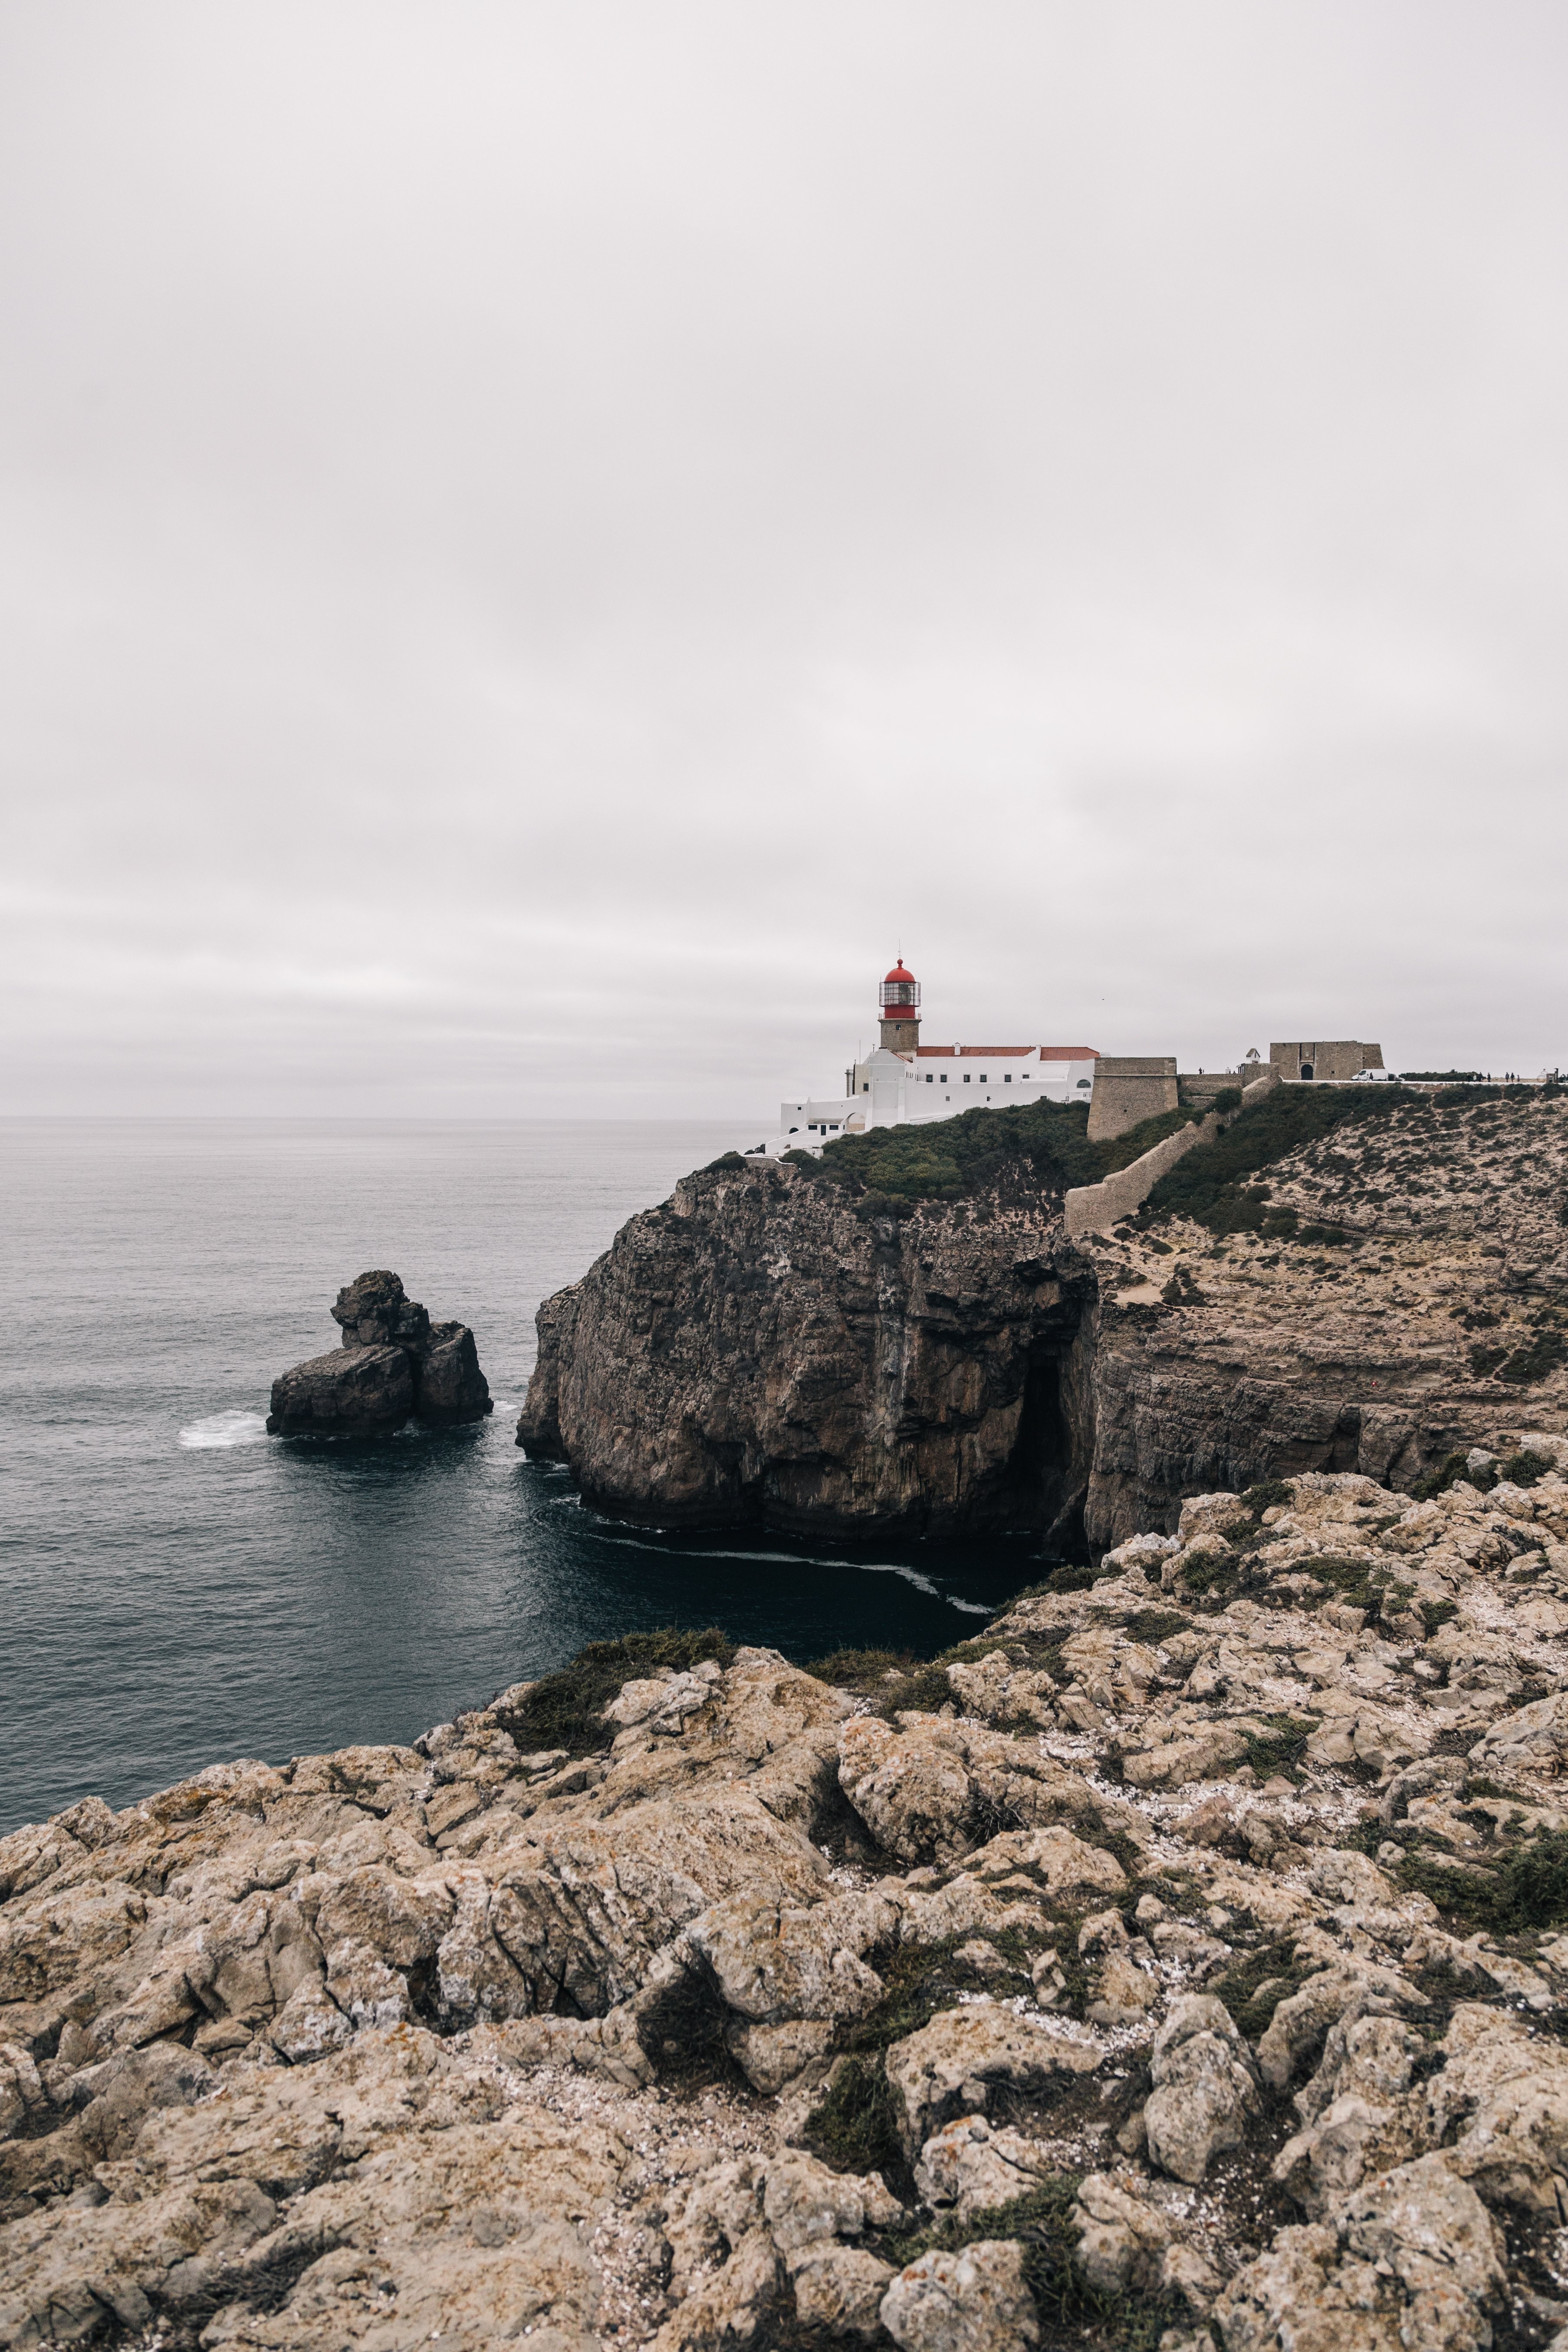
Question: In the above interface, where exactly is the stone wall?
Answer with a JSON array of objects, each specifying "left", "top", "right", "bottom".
[
  {"left": 1065, "top": 1110, "right": 1222, "bottom": 1239},
  {"left": 1066, "top": 1070, "right": 1279, "bottom": 1240},
  {"left": 1086, "top": 1055, "right": 1178, "bottom": 1141},
  {"left": 1270, "top": 1040, "right": 1384, "bottom": 1082}
]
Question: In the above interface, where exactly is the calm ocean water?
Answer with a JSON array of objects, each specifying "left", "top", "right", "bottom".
[{"left": 1, "top": 1120, "right": 1033, "bottom": 1835}]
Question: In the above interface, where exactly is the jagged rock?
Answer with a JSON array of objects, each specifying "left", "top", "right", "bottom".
[
  {"left": 268, "top": 1270, "right": 491, "bottom": 1434},
  {"left": 1069, "top": 2169, "right": 1223, "bottom": 2309},
  {"left": 1469, "top": 1689, "right": 1568, "bottom": 1774},
  {"left": 914, "top": 2114, "right": 1056, "bottom": 2212},
  {"left": 1214, "top": 2154, "right": 1507, "bottom": 2352},
  {"left": 1120, "top": 1723, "right": 1250, "bottom": 1788},
  {"left": 1421, "top": 2003, "right": 1568, "bottom": 2214},
  {"left": 880, "top": 2237, "right": 1040, "bottom": 2352},
  {"left": 1272, "top": 2010, "right": 1423, "bottom": 2216},
  {"left": 836, "top": 1713, "right": 1144, "bottom": 1868},
  {"left": 1257, "top": 1961, "right": 1425, "bottom": 2095},
  {"left": 1144, "top": 1994, "right": 1259, "bottom": 2183},
  {"left": 417, "top": 1321, "right": 492, "bottom": 1426},
  {"left": 331, "top": 1268, "right": 433, "bottom": 1350}
]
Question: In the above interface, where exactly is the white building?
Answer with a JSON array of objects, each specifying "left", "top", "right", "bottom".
[{"left": 760, "top": 960, "right": 1100, "bottom": 1156}]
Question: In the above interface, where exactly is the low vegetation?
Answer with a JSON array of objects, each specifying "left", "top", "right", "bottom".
[
  {"left": 879, "top": 2177, "right": 1182, "bottom": 2352},
  {"left": 1395, "top": 1828, "right": 1568, "bottom": 1937},
  {"left": 1141, "top": 1082, "right": 1429, "bottom": 1235},
  {"left": 1415, "top": 1448, "right": 1556, "bottom": 1499},
  {"left": 491, "top": 1626, "right": 735, "bottom": 1755},
  {"left": 776, "top": 1094, "right": 1220, "bottom": 1209}
]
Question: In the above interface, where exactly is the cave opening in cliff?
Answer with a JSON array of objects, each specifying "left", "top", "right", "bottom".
[{"left": 1007, "top": 1332, "right": 1090, "bottom": 1557}]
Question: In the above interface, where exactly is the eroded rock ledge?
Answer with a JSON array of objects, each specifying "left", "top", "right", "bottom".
[{"left": 15, "top": 1449, "right": 1568, "bottom": 2345}]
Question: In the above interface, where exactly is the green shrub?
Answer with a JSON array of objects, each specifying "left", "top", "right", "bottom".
[
  {"left": 1118, "top": 1610, "right": 1193, "bottom": 1645},
  {"left": 767, "top": 1094, "right": 1217, "bottom": 1210},
  {"left": 1239, "top": 1714, "right": 1316, "bottom": 1782},
  {"left": 1239, "top": 1478, "right": 1296, "bottom": 1515},
  {"left": 1397, "top": 1830, "right": 1568, "bottom": 1935},
  {"left": 804, "top": 1646, "right": 920, "bottom": 1692},
  {"left": 492, "top": 1626, "right": 734, "bottom": 1756},
  {"left": 1503, "top": 1449, "right": 1556, "bottom": 1487},
  {"left": 1499, "top": 1331, "right": 1567, "bottom": 1385},
  {"left": 1211, "top": 1939, "right": 1318, "bottom": 2037},
  {"left": 1414, "top": 1451, "right": 1483, "bottom": 1500},
  {"left": 804, "top": 2053, "right": 903, "bottom": 2177}
]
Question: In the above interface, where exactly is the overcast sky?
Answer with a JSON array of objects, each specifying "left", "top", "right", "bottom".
[{"left": 3, "top": 2, "right": 1565, "bottom": 1122}]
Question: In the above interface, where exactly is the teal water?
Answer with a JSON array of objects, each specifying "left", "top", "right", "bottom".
[{"left": 0, "top": 1120, "right": 1032, "bottom": 1835}]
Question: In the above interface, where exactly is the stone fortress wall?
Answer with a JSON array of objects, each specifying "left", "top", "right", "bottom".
[
  {"left": 1067, "top": 1070, "right": 1280, "bottom": 1239},
  {"left": 1085, "top": 1057, "right": 1179, "bottom": 1142},
  {"left": 1270, "top": 1039, "right": 1385, "bottom": 1082},
  {"left": 1089, "top": 1042, "right": 1385, "bottom": 1144}
]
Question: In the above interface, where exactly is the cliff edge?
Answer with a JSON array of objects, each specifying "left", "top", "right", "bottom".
[{"left": 521, "top": 1088, "right": 1568, "bottom": 1549}]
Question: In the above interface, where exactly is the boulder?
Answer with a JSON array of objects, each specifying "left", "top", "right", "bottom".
[
  {"left": 332, "top": 1268, "right": 432, "bottom": 1350},
  {"left": 267, "top": 1270, "right": 491, "bottom": 1434},
  {"left": 265, "top": 1344, "right": 415, "bottom": 1436},
  {"left": 1143, "top": 1994, "right": 1259, "bottom": 2184},
  {"left": 1213, "top": 2155, "right": 1506, "bottom": 2352},
  {"left": 1422, "top": 2003, "right": 1568, "bottom": 2214},
  {"left": 418, "top": 1319, "right": 493, "bottom": 1426},
  {"left": 915, "top": 2114, "right": 1055, "bottom": 2212},
  {"left": 880, "top": 2238, "right": 1039, "bottom": 2352},
  {"left": 837, "top": 1714, "right": 1146, "bottom": 1869}
]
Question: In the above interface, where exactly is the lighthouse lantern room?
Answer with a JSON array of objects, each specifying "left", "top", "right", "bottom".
[{"left": 878, "top": 960, "right": 921, "bottom": 1052}]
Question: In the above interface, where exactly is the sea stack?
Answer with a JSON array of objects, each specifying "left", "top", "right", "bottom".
[{"left": 267, "top": 1269, "right": 492, "bottom": 1435}]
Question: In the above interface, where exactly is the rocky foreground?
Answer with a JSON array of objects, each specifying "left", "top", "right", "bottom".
[{"left": 14, "top": 1445, "right": 1568, "bottom": 2346}]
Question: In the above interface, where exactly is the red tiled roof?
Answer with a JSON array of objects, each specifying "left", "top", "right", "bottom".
[{"left": 911, "top": 1044, "right": 1101, "bottom": 1059}]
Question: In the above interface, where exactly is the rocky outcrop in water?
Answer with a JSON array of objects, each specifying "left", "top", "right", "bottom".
[
  {"left": 520, "top": 1093, "right": 1568, "bottom": 1547},
  {"left": 12, "top": 1452, "right": 1568, "bottom": 2344},
  {"left": 267, "top": 1270, "right": 492, "bottom": 1436}
]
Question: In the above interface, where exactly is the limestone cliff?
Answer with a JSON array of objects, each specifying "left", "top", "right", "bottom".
[
  {"left": 521, "top": 1091, "right": 1568, "bottom": 1548},
  {"left": 12, "top": 1455, "right": 1568, "bottom": 2346}
]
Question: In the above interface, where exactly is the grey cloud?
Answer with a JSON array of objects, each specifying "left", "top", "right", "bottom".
[{"left": 2, "top": 0, "right": 1565, "bottom": 1116}]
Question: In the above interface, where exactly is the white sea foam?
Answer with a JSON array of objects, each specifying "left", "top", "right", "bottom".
[
  {"left": 178, "top": 1410, "right": 269, "bottom": 1450},
  {"left": 592, "top": 1532, "right": 993, "bottom": 1611}
]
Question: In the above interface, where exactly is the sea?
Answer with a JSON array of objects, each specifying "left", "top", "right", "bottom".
[{"left": 1, "top": 1119, "right": 1037, "bottom": 1837}]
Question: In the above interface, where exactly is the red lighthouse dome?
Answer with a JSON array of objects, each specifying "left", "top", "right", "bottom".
[{"left": 878, "top": 960, "right": 920, "bottom": 1012}]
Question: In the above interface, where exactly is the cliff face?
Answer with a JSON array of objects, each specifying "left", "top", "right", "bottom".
[
  {"left": 520, "top": 1158, "right": 1095, "bottom": 1539},
  {"left": 521, "top": 1093, "right": 1568, "bottom": 1548}
]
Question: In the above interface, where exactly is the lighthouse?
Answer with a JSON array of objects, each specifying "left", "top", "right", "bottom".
[
  {"left": 764, "top": 956, "right": 1099, "bottom": 1155},
  {"left": 878, "top": 959, "right": 921, "bottom": 1053}
]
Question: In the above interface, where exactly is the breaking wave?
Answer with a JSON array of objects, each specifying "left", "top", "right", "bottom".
[{"left": 178, "top": 1410, "right": 269, "bottom": 1450}]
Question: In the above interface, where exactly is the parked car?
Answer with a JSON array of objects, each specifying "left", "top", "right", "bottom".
[{"left": 1349, "top": 1068, "right": 1398, "bottom": 1082}]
